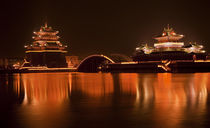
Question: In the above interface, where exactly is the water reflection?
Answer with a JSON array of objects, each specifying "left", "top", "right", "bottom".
[
  {"left": 11, "top": 73, "right": 71, "bottom": 128},
  {"left": 20, "top": 73, "right": 71, "bottom": 105},
  {"left": 4, "top": 73, "right": 210, "bottom": 127},
  {"left": 71, "top": 73, "right": 114, "bottom": 97}
]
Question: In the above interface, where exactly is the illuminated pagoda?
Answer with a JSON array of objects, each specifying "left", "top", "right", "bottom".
[
  {"left": 133, "top": 25, "right": 207, "bottom": 61},
  {"left": 153, "top": 25, "right": 184, "bottom": 52},
  {"left": 24, "top": 22, "right": 68, "bottom": 68}
]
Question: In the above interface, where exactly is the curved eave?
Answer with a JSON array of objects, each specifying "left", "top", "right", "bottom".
[
  {"left": 154, "top": 42, "right": 184, "bottom": 48},
  {"left": 154, "top": 36, "right": 183, "bottom": 40},
  {"left": 34, "top": 41, "right": 60, "bottom": 43},
  {"left": 34, "top": 32, "right": 58, "bottom": 35},
  {"left": 26, "top": 50, "right": 67, "bottom": 53},
  {"left": 33, "top": 38, "right": 59, "bottom": 41},
  {"left": 34, "top": 31, "right": 58, "bottom": 35}
]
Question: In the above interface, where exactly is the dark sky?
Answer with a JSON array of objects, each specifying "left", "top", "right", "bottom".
[{"left": 1, "top": 0, "right": 210, "bottom": 58}]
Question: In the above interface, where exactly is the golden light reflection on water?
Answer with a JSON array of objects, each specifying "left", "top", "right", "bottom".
[
  {"left": 119, "top": 73, "right": 138, "bottom": 95},
  {"left": 10, "top": 72, "right": 210, "bottom": 128},
  {"left": 12, "top": 73, "right": 72, "bottom": 128},
  {"left": 71, "top": 73, "right": 114, "bottom": 97},
  {"left": 21, "top": 73, "right": 71, "bottom": 105}
]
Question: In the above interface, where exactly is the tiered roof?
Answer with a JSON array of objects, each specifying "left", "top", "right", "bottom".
[
  {"left": 25, "top": 22, "right": 67, "bottom": 52},
  {"left": 154, "top": 25, "right": 184, "bottom": 49},
  {"left": 154, "top": 25, "right": 184, "bottom": 42},
  {"left": 135, "top": 25, "right": 206, "bottom": 54},
  {"left": 32, "top": 22, "right": 60, "bottom": 42}
]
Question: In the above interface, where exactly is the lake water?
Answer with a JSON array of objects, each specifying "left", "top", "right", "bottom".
[{"left": 0, "top": 72, "right": 210, "bottom": 128}]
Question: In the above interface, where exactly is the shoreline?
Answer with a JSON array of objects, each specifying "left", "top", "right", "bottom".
[{"left": 1, "top": 60, "right": 210, "bottom": 73}]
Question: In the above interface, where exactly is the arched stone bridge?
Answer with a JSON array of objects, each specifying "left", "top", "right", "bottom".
[
  {"left": 77, "top": 55, "right": 114, "bottom": 72},
  {"left": 76, "top": 54, "right": 131, "bottom": 72}
]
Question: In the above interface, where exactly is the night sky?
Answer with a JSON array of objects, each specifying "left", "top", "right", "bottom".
[{"left": 1, "top": 0, "right": 210, "bottom": 58}]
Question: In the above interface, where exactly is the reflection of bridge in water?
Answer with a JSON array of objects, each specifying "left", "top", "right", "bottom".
[
  {"left": 77, "top": 54, "right": 132, "bottom": 72},
  {"left": 1, "top": 73, "right": 210, "bottom": 128}
]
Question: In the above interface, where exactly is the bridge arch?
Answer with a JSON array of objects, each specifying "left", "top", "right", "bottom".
[{"left": 77, "top": 54, "right": 114, "bottom": 72}]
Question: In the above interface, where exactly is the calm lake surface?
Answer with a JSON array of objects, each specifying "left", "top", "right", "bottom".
[{"left": 1, "top": 72, "right": 210, "bottom": 128}]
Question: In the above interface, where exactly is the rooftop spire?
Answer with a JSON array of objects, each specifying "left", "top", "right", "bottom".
[
  {"left": 45, "top": 21, "right": 48, "bottom": 28},
  {"left": 167, "top": 24, "right": 170, "bottom": 29},
  {"left": 164, "top": 24, "right": 173, "bottom": 33}
]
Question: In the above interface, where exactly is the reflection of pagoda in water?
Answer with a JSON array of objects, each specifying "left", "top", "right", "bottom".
[
  {"left": 24, "top": 22, "right": 68, "bottom": 68},
  {"left": 134, "top": 25, "right": 207, "bottom": 61},
  {"left": 8, "top": 72, "right": 210, "bottom": 128}
]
